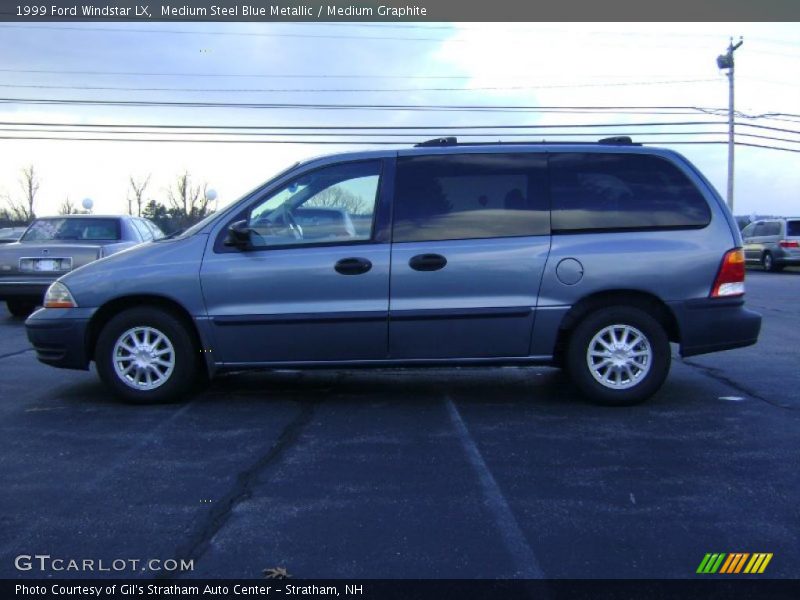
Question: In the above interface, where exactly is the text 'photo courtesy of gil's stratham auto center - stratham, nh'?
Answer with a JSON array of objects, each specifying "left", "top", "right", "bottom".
[{"left": 0, "top": 1, "right": 798, "bottom": 599}]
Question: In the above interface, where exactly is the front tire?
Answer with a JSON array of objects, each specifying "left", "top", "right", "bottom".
[
  {"left": 95, "top": 307, "right": 199, "bottom": 404},
  {"left": 566, "top": 306, "right": 671, "bottom": 406},
  {"left": 6, "top": 299, "right": 36, "bottom": 318}
]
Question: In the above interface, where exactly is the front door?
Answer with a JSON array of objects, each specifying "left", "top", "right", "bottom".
[
  {"left": 388, "top": 152, "right": 551, "bottom": 359},
  {"left": 201, "top": 159, "right": 391, "bottom": 365}
]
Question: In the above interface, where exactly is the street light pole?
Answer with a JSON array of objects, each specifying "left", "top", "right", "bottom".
[{"left": 717, "top": 37, "right": 743, "bottom": 213}]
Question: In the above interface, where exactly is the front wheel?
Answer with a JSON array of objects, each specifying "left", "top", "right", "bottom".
[
  {"left": 95, "top": 307, "right": 199, "bottom": 404},
  {"left": 566, "top": 306, "right": 671, "bottom": 406}
]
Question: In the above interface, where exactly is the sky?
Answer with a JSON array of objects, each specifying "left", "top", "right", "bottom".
[{"left": 0, "top": 21, "right": 798, "bottom": 218}]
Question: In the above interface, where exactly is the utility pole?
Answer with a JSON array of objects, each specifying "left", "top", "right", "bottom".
[{"left": 716, "top": 37, "right": 743, "bottom": 212}]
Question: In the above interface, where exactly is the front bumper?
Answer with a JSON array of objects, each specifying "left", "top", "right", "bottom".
[
  {"left": 25, "top": 308, "right": 95, "bottom": 370},
  {"left": 670, "top": 297, "right": 762, "bottom": 358}
]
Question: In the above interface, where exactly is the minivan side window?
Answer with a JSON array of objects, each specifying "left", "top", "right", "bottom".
[
  {"left": 764, "top": 221, "right": 781, "bottom": 236},
  {"left": 247, "top": 160, "right": 381, "bottom": 248},
  {"left": 741, "top": 223, "right": 756, "bottom": 238},
  {"left": 393, "top": 153, "right": 549, "bottom": 243},
  {"left": 549, "top": 153, "right": 711, "bottom": 232}
]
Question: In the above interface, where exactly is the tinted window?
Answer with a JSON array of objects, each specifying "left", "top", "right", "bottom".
[
  {"left": 763, "top": 221, "right": 781, "bottom": 236},
  {"left": 144, "top": 219, "right": 165, "bottom": 240},
  {"left": 550, "top": 153, "right": 711, "bottom": 232},
  {"left": 21, "top": 218, "right": 121, "bottom": 241},
  {"left": 247, "top": 160, "right": 381, "bottom": 248},
  {"left": 787, "top": 221, "right": 800, "bottom": 237},
  {"left": 131, "top": 219, "right": 152, "bottom": 241},
  {"left": 753, "top": 223, "right": 767, "bottom": 236},
  {"left": 393, "top": 153, "right": 548, "bottom": 242}
]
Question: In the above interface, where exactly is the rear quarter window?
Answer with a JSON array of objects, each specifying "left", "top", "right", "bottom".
[
  {"left": 787, "top": 221, "right": 800, "bottom": 237},
  {"left": 549, "top": 153, "right": 711, "bottom": 232}
]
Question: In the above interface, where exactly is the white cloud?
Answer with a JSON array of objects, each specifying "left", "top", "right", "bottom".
[{"left": 0, "top": 22, "right": 797, "bottom": 218}]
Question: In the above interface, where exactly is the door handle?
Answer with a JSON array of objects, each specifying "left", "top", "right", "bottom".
[
  {"left": 335, "top": 257, "right": 372, "bottom": 275},
  {"left": 409, "top": 253, "right": 447, "bottom": 272}
]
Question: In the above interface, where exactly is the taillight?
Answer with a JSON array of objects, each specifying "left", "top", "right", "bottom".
[
  {"left": 711, "top": 248, "right": 745, "bottom": 298},
  {"left": 779, "top": 240, "right": 799, "bottom": 248}
]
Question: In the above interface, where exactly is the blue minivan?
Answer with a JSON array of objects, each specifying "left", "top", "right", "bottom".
[{"left": 25, "top": 138, "right": 761, "bottom": 406}]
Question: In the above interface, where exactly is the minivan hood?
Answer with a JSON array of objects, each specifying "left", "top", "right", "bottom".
[{"left": 57, "top": 233, "right": 208, "bottom": 309}]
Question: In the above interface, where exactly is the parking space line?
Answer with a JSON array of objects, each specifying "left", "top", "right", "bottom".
[
  {"left": 0, "top": 348, "right": 33, "bottom": 361},
  {"left": 444, "top": 396, "right": 544, "bottom": 579}
]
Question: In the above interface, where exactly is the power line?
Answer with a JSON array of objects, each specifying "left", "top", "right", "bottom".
[
  {"left": 0, "top": 24, "right": 454, "bottom": 42},
  {"left": 737, "top": 122, "right": 800, "bottom": 135},
  {"left": 0, "top": 128, "right": 735, "bottom": 138},
  {"left": 2, "top": 126, "right": 796, "bottom": 146},
  {"left": 737, "top": 132, "right": 800, "bottom": 144},
  {"left": 0, "top": 67, "right": 482, "bottom": 79},
  {"left": 0, "top": 79, "right": 721, "bottom": 94},
  {"left": 0, "top": 120, "right": 732, "bottom": 130},
  {"left": 4, "top": 135, "right": 798, "bottom": 153},
  {"left": 0, "top": 135, "right": 730, "bottom": 145},
  {"left": 5, "top": 24, "right": 800, "bottom": 56},
  {"left": 736, "top": 142, "right": 800, "bottom": 153},
  {"left": 0, "top": 67, "right": 737, "bottom": 81},
  {"left": 0, "top": 97, "right": 730, "bottom": 113},
  {"left": 8, "top": 135, "right": 799, "bottom": 155}
]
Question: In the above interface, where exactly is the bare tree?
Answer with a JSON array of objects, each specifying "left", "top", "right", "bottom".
[
  {"left": 128, "top": 174, "right": 151, "bottom": 217},
  {"left": 305, "top": 185, "right": 368, "bottom": 214},
  {"left": 58, "top": 197, "right": 78, "bottom": 215},
  {"left": 166, "top": 171, "right": 211, "bottom": 226},
  {"left": 6, "top": 165, "right": 39, "bottom": 222}
]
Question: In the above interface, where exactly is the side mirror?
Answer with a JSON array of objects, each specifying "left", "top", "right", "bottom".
[{"left": 225, "top": 220, "right": 253, "bottom": 249}]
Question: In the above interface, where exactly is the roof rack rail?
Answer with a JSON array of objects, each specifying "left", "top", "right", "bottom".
[
  {"left": 597, "top": 136, "right": 634, "bottom": 145},
  {"left": 414, "top": 137, "right": 457, "bottom": 147},
  {"left": 412, "top": 136, "right": 641, "bottom": 148}
]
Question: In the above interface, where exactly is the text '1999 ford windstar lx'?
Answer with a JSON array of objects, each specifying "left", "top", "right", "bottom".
[{"left": 25, "top": 137, "right": 762, "bottom": 406}]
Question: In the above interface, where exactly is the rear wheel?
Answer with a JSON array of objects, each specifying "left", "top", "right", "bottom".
[
  {"left": 566, "top": 306, "right": 671, "bottom": 406},
  {"left": 95, "top": 307, "right": 199, "bottom": 404},
  {"left": 762, "top": 252, "right": 783, "bottom": 272},
  {"left": 6, "top": 299, "right": 36, "bottom": 318}
]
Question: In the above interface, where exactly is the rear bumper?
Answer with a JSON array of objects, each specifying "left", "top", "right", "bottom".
[
  {"left": 0, "top": 279, "right": 52, "bottom": 301},
  {"left": 25, "top": 308, "right": 92, "bottom": 370},
  {"left": 775, "top": 254, "right": 800, "bottom": 266},
  {"left": 670, "top": 297, "right": 761, "bottom": 358}
]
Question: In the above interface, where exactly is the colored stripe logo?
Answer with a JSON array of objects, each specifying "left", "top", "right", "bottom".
[{"left": 697, "top": 553, "right": 773, "bottom": 574}]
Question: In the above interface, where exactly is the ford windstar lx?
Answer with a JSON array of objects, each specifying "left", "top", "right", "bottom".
[{"left": 25, "top": 138, "right": 761, "bottom": 406}]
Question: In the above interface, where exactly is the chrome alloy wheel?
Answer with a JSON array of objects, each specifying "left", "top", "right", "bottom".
[
  {"left": 586, "top": 324, "right": 652, "bottom": 390},
  {"left": 112, "top": 326, "right": 176, "bottom": 391}
]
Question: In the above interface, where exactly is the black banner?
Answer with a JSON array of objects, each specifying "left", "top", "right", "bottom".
[
  {"left": 5, "top": 579, "right": 800, "bottom": 600},
  {"left": 1, "top": 0, "right": 799, "bottom": 22}
]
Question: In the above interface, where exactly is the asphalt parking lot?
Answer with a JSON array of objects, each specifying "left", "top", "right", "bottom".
[{"left": 1, "top": 268, "right": 798, "bottom": 580}]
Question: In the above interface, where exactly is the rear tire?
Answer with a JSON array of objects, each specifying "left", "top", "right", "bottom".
[
  {"left": 6, "top": 299, "right": 36, "bottom": 318},
  {"left": 95, "top": 307, "right": 199, "bottom": 404},
  {"left": 762, "top": 252, "right": 783, "bottom": 272},
  {"left": 566, "top": 306, "right": 671, "bottom": 406}
]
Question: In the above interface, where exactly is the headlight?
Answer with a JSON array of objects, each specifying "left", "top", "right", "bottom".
[{"left": 43, "top": 282, "right": 78, "bottom": 308}]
